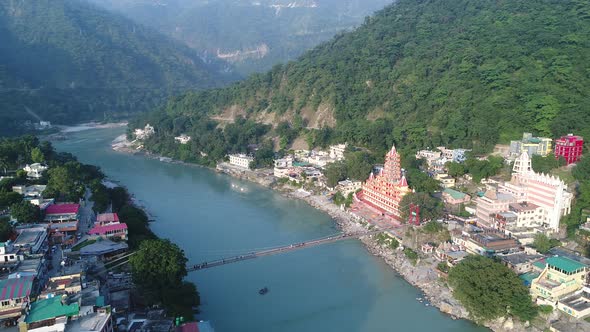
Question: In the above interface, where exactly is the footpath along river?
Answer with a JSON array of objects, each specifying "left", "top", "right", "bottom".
[{"left": 54, "top": 127, "right": 488, "bottom": 332}]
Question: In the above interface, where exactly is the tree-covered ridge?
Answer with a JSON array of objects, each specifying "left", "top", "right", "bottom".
[
  {"left": 138, "top": 0, "right": 590, "bottom": 154},
  {"left": 89, "top": 0, "right": 392, "bottom": 75},
  {"left": 0, "top": 0, "right": 233, "bottom": 136}
]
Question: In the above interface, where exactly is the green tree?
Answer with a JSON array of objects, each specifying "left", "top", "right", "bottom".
[
  {"left": 31, "top": 147, "right": 45, "bottom": 164},
  {"left": 10, "top": 201, "right": 40, "bottom": 223},
  {"left": 0, "top": 217, "right": 13, "bottom": 241},
  {"left": 325, "top": 162, "right": 347, "bottom": 188},
  {"left": 532, "top": 233, "right": 560, "bottom": 254},
  {"left": 446, "top": 162, "right": 465, "bottom": 178},
  {"left": 129, "top": 239, "right": 190, "bottom": 299},
  {"left": 0, "top": 192, "right": 23, "bottom": 209},
  {"left": 448, "top": 255, "right": 538, "bottom": 322},
  {"left": 46, "top": 166, "right": 83, "bottom": 201},
  {"left": 400, "top": 192, "right": 443, "bottom": 222}
]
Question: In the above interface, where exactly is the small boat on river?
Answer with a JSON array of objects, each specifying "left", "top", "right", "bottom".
[{"left": 259, "top": 287, "right": 269, "bottom": 295}]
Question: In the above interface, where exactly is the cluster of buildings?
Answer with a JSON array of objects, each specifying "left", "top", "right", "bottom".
[
  {"left": 0, "top": 207, "right": 136, "bottom": 331},
  {"left": 475, "top": 151, "right": 573, "bottom": 238},
  {"left": 415, "top": 146, "right": 470, "bottom": 174},
  {"left": 509, "top": 132, "right": 584, "bottom": 165}
]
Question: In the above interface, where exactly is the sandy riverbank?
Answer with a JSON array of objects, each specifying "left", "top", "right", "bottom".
[{"left": 59, "top": 121, "right": 127, "bottom": 133}]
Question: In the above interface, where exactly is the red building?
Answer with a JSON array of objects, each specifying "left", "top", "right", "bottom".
[
  {"left": 358, "top": 145, "right": 410, "bottom": 219},
  {"left": 554, "top": 134, "right": 584, "bottom": 165}
]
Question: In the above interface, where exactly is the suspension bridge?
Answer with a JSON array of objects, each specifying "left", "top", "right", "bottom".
[{"left": 186, "top": 227, "right": 400, "bottom": 272}]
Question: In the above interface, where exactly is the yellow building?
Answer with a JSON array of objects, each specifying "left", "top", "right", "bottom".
[{"left": 531, "top": 256, "right": 587, "bottom": 302}]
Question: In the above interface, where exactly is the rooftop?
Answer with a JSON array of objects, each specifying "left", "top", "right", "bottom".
[
  {"left": 25, "top": 296, "right": 79, "bottom": 324},
  {"left": 546, "top": 256, "right": 587, "bottom": 273},
  {"left": 560, "top": 288, "right": 590, "bottom": 313},
  {"left": 65, "top": 310, "right": 110, "bottom": 332},
  {"left": 443, "top": 188, "right": 467, "bottom": 200},
  {"left": 80, "top": 239, "right": 128, "bottom": 256},
  {"left": 96, "top": 213, "right": 119, "bottom": 223},
  {"left": 519, "top": 272, "right": 540, "bottom": 285},
  {"left": 89, "top": 223, "right": 127, "bottom": 235},
  {"left": 0, "top": 276, "right": 33, "bottom": 300},
  {"left": 499, "top": 252, "right": 544, "bottom": 266},
  {"left": 45, "top": 204, "right": 80, "bottom": 215}
]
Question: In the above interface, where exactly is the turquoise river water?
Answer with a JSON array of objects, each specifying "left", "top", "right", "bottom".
[{"left": 54, "top": 127, "right": 487, "bottom": 332}]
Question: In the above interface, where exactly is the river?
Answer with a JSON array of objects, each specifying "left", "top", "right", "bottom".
[{"left": 54, "top": 127, "right": 487, "bottom": 332}]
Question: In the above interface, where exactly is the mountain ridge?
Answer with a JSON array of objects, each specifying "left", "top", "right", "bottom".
[
  {"left": 134, "top": 0, "right": 590, "bottom": 155},
  {"left": 0, "top": 0, "right": 234, "bottom": 136}
]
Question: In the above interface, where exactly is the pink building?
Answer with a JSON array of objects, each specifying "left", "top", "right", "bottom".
[
  {"left": 475, "top": 189, "right": 516, "bottom": 228},
  {"left": 497, "top": 152, "right": 572, "bottom": 232},
  {"left": 89, "top": 223, "right": 128, "bottom": 240},
  {"left": 358, "top": 145, "right": 410, "bottom": 220},
  {"left": 96, "top": 213, "right": 120, "bottom": 226},
  {"left": 554, "top": 134, "right": 583, "bottom": 165}
]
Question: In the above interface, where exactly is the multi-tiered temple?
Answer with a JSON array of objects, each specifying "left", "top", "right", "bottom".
[{"left": 358, "top": 145, "right": 410, "bottom": 219}]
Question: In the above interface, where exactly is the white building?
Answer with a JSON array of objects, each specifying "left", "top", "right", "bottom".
[
  {"left": 498, "top": 152, "right": 573, "bottom": 232},
  {"left": 134, "top": 124, "right": 155, "bottom": 140},
  {"left": 229, "top": 154, "right": 254, "bottom": 169},
  {"left": 336, "top": 180, "right": 362, "bottom": 196},
  {"left": 174, "top": 134, "right": 192, "bottom": 144},
  {"left": 0, "top": 241, "right": 24, "bottom": 267},
  {"left": 329, "top": 144, "right": 347, "bottom": 161},
  {"left": 23, "top": 163, "right": 48, "bottom": 179},
  {"left": 274, "top": 156, "right": 293, "bottom": 169},
  {"left": 13, "top": 185, "right": 46, "bottom": 198}
]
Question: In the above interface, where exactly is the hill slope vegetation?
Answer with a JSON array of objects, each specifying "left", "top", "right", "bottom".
[
  {"left": 0, "top": 0, "right": 232, "bottom": 136},
  {"left": 134, "top": 0, "right": 590, "bottom": 156},
  {"left": 90, "top": 0, "right": 393, "bottom": 75}
]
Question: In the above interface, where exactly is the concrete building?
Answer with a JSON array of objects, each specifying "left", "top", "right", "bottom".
[
  {"left": 88, "top": 223, "right": 128, "bottom": 240},
  {"left": 498, "top": 152, "right": 573, "bottom": 232},
  {"left": 557, "top": 287, "right": 590, "bottom": 319},
  {"left": 498, "top": 252, "right": 544, "bottom": 274},
  {"left": 442, "top": 188, "right": 470, "bottom": 205},
  {"left": 554, "top": 134, "right": 584, "bottom": 165},
  {"left": 358, "top": 145, "right": 410, "bottom": 220},
  {"left": 44, "top": 204, "right": 80, "bottom": 223},
  {"left": 23, "top": 164, "right": 48, "bottom": 180},
  {"left": 452, "top": 230, "right": 520, "bottom": 256},
  {"left": 531, "top": 256, "right": 587, "bottom": 302},
  {"left": 12, "top": 226, "right": 47, "bottom": 255},
  {"left": 435, "top": 173, "right": 455, "bottom": 188},
  {"left": 509, "top": 133, "right": 552, "bottom": 157},
  {"left": 65, "top": 307, "right": 113, "bottom": 332},
  {"left": 336, "top": 180, "right": 362, "bottom": 196},
  {"left": 0, "top": 241, "right": 24, "bottom": 269},
  {"left": 228, "top": 154, "right": 254, "bottom": 170},
  {"left": 0, "top": 276, "right": 33, "bottom": 322},
  {"left": 508, "top": 202, "right": 545, "bottom": 229},
  {"left": 329, "top": 144, "right": 347, "bottom": 161},
  {"left": 173, "top": 134, "right": 191, "bottom": 144},
  {"left": 475, "top": 189, "right": 516, "bottom": 227}
]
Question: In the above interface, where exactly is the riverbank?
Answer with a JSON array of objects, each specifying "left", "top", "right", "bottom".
[{"left": 108, "top": 135, "right": 549, "bottom": 331}]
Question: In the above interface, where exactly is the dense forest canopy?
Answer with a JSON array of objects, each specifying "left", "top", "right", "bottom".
[
  {"left": 0, "top": 0, "right": 233, "bottom": 136},
  {"left": 89, "top": 0, "right": 393, "bottom": 75},
  {"left": 133, "top": 0, "right": 590, "bottom": 156}
]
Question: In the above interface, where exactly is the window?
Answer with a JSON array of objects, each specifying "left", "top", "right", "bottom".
[{"left": 1, "top": 300, "right": 9, "bottom": 306}]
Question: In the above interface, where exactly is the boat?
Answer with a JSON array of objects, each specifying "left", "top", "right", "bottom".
[{"left": 259, "top": 287, "right": 269, "bottom": 295}]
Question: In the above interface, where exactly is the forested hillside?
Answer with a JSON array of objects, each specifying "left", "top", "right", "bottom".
[
  {"left": 133, "top": 0, "right": 590, "bottom": 158},
  {"left": 0, "top": 0, "right": 233, "bottom": 136},
  {"left": 89, "top": 0, "right": 392, "bottom": 75}
]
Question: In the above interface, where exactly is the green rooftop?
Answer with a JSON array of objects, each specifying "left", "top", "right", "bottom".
[
  {"left": 443, "top": 188, "right": 467, "bottom": 200},
  {"left": 95, "top": 296, "right": 105, "bottom": 307},
  {"left": 533, "top": 261, "right": 546, "bottom": 270},
  {"left": 519, "top": 272, "right": 540, "bottom": 285},
  {"left": 25, "top": 296, "right": 79, "bottom": 324},
  {"left": 546, "top": 256, "right": 587, "bottom": 273}
]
